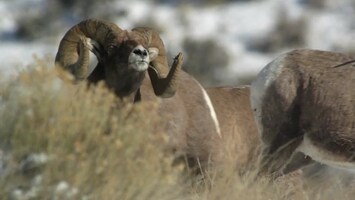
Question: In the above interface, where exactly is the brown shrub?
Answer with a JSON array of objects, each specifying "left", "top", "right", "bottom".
[{"left": 0, "top": 60, "right": 184, "bottom": 199}]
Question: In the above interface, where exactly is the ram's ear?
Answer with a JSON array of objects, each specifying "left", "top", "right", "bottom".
[{"left": 148, "top": 47, "right": 159, "bottom": 61}]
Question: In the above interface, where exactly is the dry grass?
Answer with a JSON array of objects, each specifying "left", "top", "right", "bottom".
[
  {"left": 0, "top": 60, "right": 184, "bottom": 200},
  {"left": 0, "top": 59, "right": 354, "bottom": 200}
]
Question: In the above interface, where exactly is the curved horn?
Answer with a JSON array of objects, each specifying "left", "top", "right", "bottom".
[
  {"left": 132, "top": 27, "right": 181, "bottom": 98},
  {"left": 148, "top": 53, "right": 183, "bottom": 98},
  {"left": 55, "top": 19, "right": 122, "bottom": 82}
]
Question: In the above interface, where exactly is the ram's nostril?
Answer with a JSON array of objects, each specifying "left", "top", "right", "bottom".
[{"left": 133, "top": 48, "right": 148, "bottom": 57}]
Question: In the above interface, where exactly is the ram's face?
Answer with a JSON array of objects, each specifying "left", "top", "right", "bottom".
[
  {"left": 127, "top": 43, "right": 150, "bottom": 72},
  {"left": 107, "top": 37, "right": 160, "bottom": 73}
]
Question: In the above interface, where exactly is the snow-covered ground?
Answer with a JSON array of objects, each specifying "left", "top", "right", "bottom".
[{"left": 1, "top": 0, "right": 355, "bottom": 83}]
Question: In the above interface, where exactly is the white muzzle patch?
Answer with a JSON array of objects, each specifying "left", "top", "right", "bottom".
[{"left": 128, "top": 45, "right": 150, "bottom": 72}]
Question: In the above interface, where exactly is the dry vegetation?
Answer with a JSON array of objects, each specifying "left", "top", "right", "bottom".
[
  {"left": 0, "top": 59, "right": 184, "bottom": 200},
  {"left": 0, "top": 59, "right": 354, "bottom": 199}
]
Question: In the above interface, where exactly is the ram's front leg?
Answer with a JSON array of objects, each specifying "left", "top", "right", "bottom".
[{"left": 258, "top": 135, "right": 304, "bottom": 177}]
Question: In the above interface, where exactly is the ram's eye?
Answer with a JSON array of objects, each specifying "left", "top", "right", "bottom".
[{"left": 107, "top": 44, "right": 117, "bottom": 54}]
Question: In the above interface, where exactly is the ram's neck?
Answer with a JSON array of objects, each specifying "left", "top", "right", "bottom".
[{"left": 110, "top": 70, "right": 146, "bottom": 101}]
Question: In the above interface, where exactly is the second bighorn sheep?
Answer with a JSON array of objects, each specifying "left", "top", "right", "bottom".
[
  {"left": 251, "top": 49, "right": 355, "bottom": 177},
  {"left": 55, "top": 19, "right": 259, "bottom": 172}
]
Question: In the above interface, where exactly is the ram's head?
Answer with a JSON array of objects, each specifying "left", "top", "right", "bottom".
[{"left": 55, "top": 19, "right": 181, "bottom": 98}]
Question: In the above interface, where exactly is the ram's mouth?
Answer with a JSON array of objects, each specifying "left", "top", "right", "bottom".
[
  {"left": 136, "top": 60, "right": 149, "bottom": 64},
  {"left": 129, "top": 60, "right": 149, "bottom": 71},
  {"left": 129, "top": 59, "right": 149, "bottom": 65}
]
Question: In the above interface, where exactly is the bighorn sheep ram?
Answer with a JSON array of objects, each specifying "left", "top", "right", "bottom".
[
  {"left": 251, "top": 49, "right": 355, "bottom": 177},
  {"left": 55, "top": 19, "right": 259, "bottom": 172}
]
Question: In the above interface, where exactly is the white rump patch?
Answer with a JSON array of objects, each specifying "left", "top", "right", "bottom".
[
  {"left": 197, "top": 82, "right": 221, "bottom": 138},
  {"left": 250, "top": 55, "right": 286, "bottom": 135},
  {"left": 297, "top": 136, "right": 355, "bottom": 173}
]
